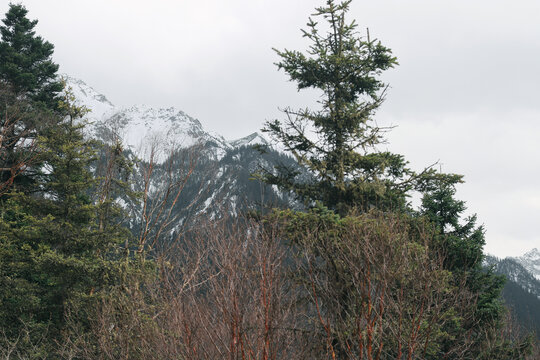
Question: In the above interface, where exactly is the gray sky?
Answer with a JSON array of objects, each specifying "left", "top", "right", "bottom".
[{"left": 3, "top": 0, "right": 540, "bottom": 257}]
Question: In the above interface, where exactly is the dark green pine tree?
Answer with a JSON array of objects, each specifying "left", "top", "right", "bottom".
[
  {"left": 0, "top": 83, "right": 54, "bottom": 195},
  {"left": 260, "top": 0, "right": 440, "bottom": 215},
  {"left": 0, "top": 88, "right": 130, "bottom": 351},
  {"left": 421, "top": 179, "right": 487, "bottom": 273},
  {"left": 0, "top": 4, "right": 63, "bottom": 194},
  {"left": 420, "top": 180, "right": 532, "bottom": 358},
  {"left": 0, "top": 3, "right": 62, "bottom": 109}
]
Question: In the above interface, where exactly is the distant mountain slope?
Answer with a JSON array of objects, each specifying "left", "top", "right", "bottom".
[
  {"left": 514, "top": 248, "right": 540, "bottom": 281},
  {"left": 502, "top": 280, "right": 540, "bottom": 338},
  {"left": 66, "top": 76, "right": 299, "bottom": 237},
  {"left": 487, "top": 256, "right": 540, "bottom": 299},
  {"left": 64, "top": 75, "right": 270, "bottom": 160},
  {"left": 485, "top": 254, "right": 540, "bottom": 338}
]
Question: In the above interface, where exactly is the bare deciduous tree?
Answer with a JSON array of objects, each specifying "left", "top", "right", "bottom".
[
  {"left": 281, "top": 210, "right": 482, "bottom": 359},
  {"left": 61, "top": 215, "right": 311, "bottom": 359}
]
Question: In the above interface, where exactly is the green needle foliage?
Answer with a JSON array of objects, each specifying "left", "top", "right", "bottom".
[
  {"left": 260, "top": 0, "right": 444, "bottom": 215},
  {"left": 260, "top": 0, "right": 534, "bottom": 358},
  {"left": 0, "top": 87, "right": 132, "bottom": 354},
  {"left": 0, "top": 3, "right": 63, "bottom": 195},
  {"left": 0, "top": 3, "right": 62, "bottom": 109},
  {"left": 420, "top": 180, "right": 533, "bottom": 358},
  {"left": 0, "top": 6, "right": 143, "bottom": 356}
]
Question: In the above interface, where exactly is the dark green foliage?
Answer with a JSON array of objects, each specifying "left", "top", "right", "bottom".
[
  {"left": 260, "top": 0, "right": 446, "bottom": 215},
  {"left": 0, "top": 89, "right": 131, "bottom": 353},
  {"left": 259, "top": 0, "right": 533, "bottom": 357},
  {"left": 420, "top": 180, "right": 534, "bottom": 357},
  {"left": 0, "top": 83, "right": 54, "bottom": 195},
  {"left": 0, "top": 3, "right": 62, "bottom": 109},
  {"left": 421, "top": 180, "right": 504, "bottom": 316},
  {"left": 0, "top": 4, "right": 62, "bottom": 196},
  {"left": 421, "top": 180, "right": 488, "bottom": 275}
]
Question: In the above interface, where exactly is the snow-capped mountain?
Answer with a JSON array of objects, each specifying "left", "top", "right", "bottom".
[
  {"left": 63, "top": 75, "right": 268, "bottom": 160},
  {"left": 229, "top": 132, "right": 270, "bottom": 148},
  {"left": 514, "top": 248, "right": 540, "bottom": 281},
  {"left": 486, "top": 255, "right": 540, "bottom": 299},
  {"left": 63, "top": 75, "right": 297, "bottom": 235},
  {"left": 65, "top": 76, "right": 115, "bottom": 119},
  {"left": 485, "top": 253, "right": 540, "bottom": 338}
]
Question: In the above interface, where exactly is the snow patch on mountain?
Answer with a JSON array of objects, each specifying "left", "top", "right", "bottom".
[
  {"left": 63, "top": 76, "right": 268, "bottom": 163},
  {"left": 514, "top": 248, "right": 540, "bottom": 281},
  {"left": 61, "top": 75, "right": 115, "bottom": 120},
  {"left": 485, "top": 255, "right": 540, "bottom": 299},
  {"left": 229, "top": 132, "right": 269, "bottom": 148}
]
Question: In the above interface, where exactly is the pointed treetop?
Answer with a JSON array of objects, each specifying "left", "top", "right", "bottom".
[{"left": 0, "top": 3, "right": 62, "bottom": 109}]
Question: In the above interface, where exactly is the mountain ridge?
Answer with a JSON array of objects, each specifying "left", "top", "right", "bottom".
[
  {"left": 485, "top": 251, "right": 540, "bottom": 339},
  {"left": 63, "top": 75, "right": 270, "bottom": 161},
  {"left": 64, "top": 75, "right": 297, "bottom": 234},
  {"left": 514, "top": 248, "right": 540, "bottom": 281}
]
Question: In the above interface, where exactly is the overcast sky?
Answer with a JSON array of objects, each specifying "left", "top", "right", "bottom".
[{"left": 3, "top": 0, "right": 539, "bottom": 258}]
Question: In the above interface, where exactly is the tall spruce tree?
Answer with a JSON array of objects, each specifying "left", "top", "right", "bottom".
[
  {"left": 420, "top": 180, "right": 533, "bottom": 358},
  {"left": 0, "top": 87, "right": 130, "bottom": 353},
  {"left": 261, "top": 1, "right": 533, "bottom": 358},
  {"left": 0, "top": 83, "right": 52, "bottom": 195},
  {"left": 260, "top": 0, "right": 439, "bottom": 215},
  {"left": 0, "top": 4, "right": 62, "bottom": 194},
  {"left": 0, "top": 3, "right": 62, "bottom": 109}
]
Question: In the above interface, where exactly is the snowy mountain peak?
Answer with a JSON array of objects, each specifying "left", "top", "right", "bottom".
[
  {"left": 229, "top": 132, "right": 269, "bottom": 148},
  {"left": 102, "top": 105, "right": 232, "bottom": 159},
  {"left": 62, "top": 75, "right": 115, "bottom": 119},
  {"left": 63, "top": 76, "right": 267, "bottom": 162},
  {"left": 514, "top": 248, "right": 540, "bottom": 281},
  {"left": 523, "top": 248, "right": 540, "bottom": 258}
]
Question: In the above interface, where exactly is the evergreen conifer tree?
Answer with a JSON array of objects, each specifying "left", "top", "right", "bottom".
[
  {"left": 420, "top": 180, "right": 532, "bottom": 358},
  {"left": 261, "top": 1, "right": 533, "bottom": 357},
  {"left": 260, "top": 0, "right": 439, "bottom": 215},
  {"left": 0, "top": 4, "right": 62, "bottom": 109},
  {"left": 0, "top": 4, "right": 62, "bottom": 193},
  {"left": 0, "top": 87, "right": 130, "bottom": 352}
]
